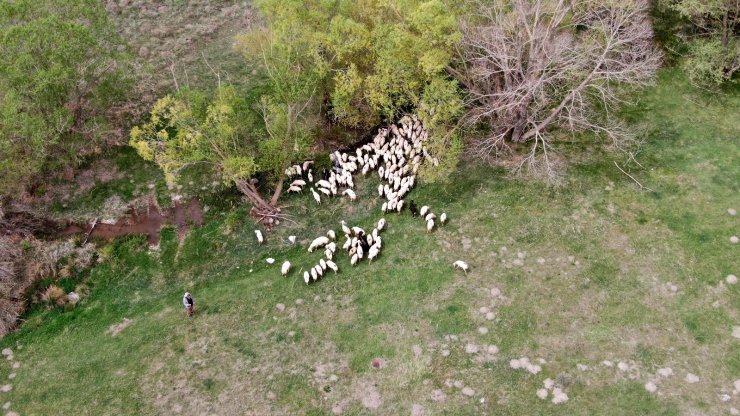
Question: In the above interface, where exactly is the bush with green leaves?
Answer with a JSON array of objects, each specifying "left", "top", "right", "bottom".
[
  {"left": 0, "top": 0, "right": 133, "bottom": 197},
  {"left": 673, "top": 0, "right": 738, "bottom": 86}
]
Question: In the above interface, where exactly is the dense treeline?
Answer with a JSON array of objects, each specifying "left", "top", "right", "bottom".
[{"left": 0, "top": 0, "right": 738, "bottom": 211}]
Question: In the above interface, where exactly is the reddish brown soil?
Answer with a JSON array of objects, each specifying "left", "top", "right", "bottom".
[{"left": 60, "top": 197, "right": 203, "bottom": 245}]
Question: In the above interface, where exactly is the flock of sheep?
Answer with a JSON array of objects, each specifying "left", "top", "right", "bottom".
[{"left": 256, "top": 115, "right": 469, "bottom": 284}]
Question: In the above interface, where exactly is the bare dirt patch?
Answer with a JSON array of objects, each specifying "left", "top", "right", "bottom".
[{"left": 107, "top": 318, "right": 133, "bottom": 337}]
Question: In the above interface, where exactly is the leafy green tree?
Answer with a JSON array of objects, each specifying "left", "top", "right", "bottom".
[
  {"left": 130, "top": 80, "right": 319, "bottom": 215},
  {"left": 241, "top": 0, "right": 464, "bottom": 181},
  {"left": 0, "top": 0, "right": 132, "bottom": 197},
  {"left": 673, "top": 0, "right": 739, "bottom": 86}
]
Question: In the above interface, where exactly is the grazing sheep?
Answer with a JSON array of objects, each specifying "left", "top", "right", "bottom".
[
  {"left": 308, "top": 236, "right": 330, "bottom": 252},
  {"left": 255, "top": 230, "right": 264, "bottom": 245},
  {"left": 310, "top": 268, "right": 318, "bottom": 281},
  {"left": 342, "top": 236, "right": 352, "bottom": 250},
  {"left": 281, "top": 261, "right": 291, "bottom": 276},
  {"left": 420, "top": 205, "right": 429, "bottom": 217},
  {"left": 426, "top": 219, "right": 435, "bottom": 232},
  {"left": 310, "top": 188, "right": 321, "bottom": 204},
  {"left": 320, "top": 259, "right": 327, "bottom": 270},
  {"left": 327, "top": 230, "right": 336, "bottom": 240},
  {"left": 288, "top": 235, "right": 296, "bottom": 244},
  {"left": 288, "top": 185, "right": 303, "bottom": 193},
  {"left": 351, "top": 226, "right": 365, "bottom": 236},
  {"left": 291, "top": 179, "right": 306, "bottom": 187},
  {"left": 453, "top": 260, "right": 469, "bottom": 273},
  {"left": 341, "top": 220, "right": 352, "bottom": 236},
  {"left": 314, "top": 264, "right": 324, "bottom": 277},
  {"left": 316, "top": 179, "right": 331, "bottom": 188},
  {"left": 368, "top": 245, "right": 380, "bottom": 262},
  {"left": 396, "top": 200, "right": 404, "bottom": 212},
  {"left": 425, "top": 213, "right": 436, "bottom": 222},
  {"left": 440, "top": 212, "right": 447, "bottom": 224},
  {"left": 351, "top": 253, "right": 359, "bottom": 266},
  {"left": 381, "top": 202, "right": 388, "bottom": 212},
  {"left": 326, "top": 260, "right": 338, "bottom": 273},
  {"left": 377, "top": 218, "right": 386, "bottom": 231},
  {"left": 325, "top": 248, "right": 333, "bottom": 260},
  {"left": 409, "top": 200, "right": 418, "bottom": 216},
  {"left": 326, "top": 242, "right": 336, "bottom": 252},
  {"left": 307, "top": 169, "right": 313, "bottom": 182},
  {"left": 343, "top": 189, "right": 356, "bottom": 200},
  {"left": 304, "top": 271, "right": 310, "bottom": 284}
]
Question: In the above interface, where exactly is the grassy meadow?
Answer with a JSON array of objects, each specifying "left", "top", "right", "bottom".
[{"left": 0, "top": 70, "right": 738, "bottom": 415}]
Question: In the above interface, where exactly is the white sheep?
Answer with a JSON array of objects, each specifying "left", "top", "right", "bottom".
[
  {"left": 351, "top": 253, "right": 359, "bottom": 266},
  {"left": 342, "top": 236, "right": 351, "bottom": 250},
  {"left": 304, "top": 271, "right": 310, "bottom": 284},
  {"left": 420, "top": 205, "right": 429, "bottom": 217},
  {"left": 288, "top": 235, "right": 296, "bottom": 244},
  {"left": 266, "top": 258, "right": 275, "bottom": 264},
  {"left": 343, "top": 189, "right": 356, "bottom": 200},
  {"left": 318, "top": 187, "right": 331, "bottom": 196},
  {"left": 308, "top": 236, "right": 330, "bottom": 252},
  {"left": 440, "top": 213, "right": 447, "bottom": 224},
  {"left": 326, "top": 260, "right": 338, "bottom": 273},
  {"left": 453, "top": 260, "right": 469, "bottom": 273},
  {"left": 341, "top": 220, "right": 352, "bottom": 236},
  {"left": 327, "top": 230, "right": 336, "bottom": 240},
  {"left": 310, "top": 267, "right": 318, "bottom": 281},
  {"left": 368, "top": 245, "right": 380, "bottom": 262},
  {"left": 314, "top": 264, "right": 323, "bottom": 277},
  {"left": 425, "top": 213, "right": 436, "bottom": 222},
  {"left": 281, "top": 261, "right": 291, "bottom": 276},
  {"left": 319, "top": 258, "right": 327, "bottom": 270},
  {"left": 291, "top": 179, "right": 306, "bottom": 187},
  {"left": 426, "top": 219, "right": 435, "bottom": 232},
  {"left": 307, "top": 169, "right": 313, "bottom": 182},
  {"left": 255, "top": 230, "right": 264, "bottom": 245},
  {"left": 288, "top": 185, "right": 303, "bottom": 193},
  {"left": 326, "top": 242, "right": 336, "bottom": 252},
  {"left": 377, "top": 218, "right": 386, "bottom": 231},
  {"left": 351, "top": 226, "right": 365, "bottom": 236},
  {"left": 396, "top": 200, "right": 404, "bottom": 212},
  {"left": 325, "top": 248, "right": 333, "bottom": 260},
  {"left": 310, "top": 188, "right": 321, "bottom": 204}
]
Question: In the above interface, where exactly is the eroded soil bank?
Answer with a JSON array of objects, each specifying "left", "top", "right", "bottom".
[{"left": 60, "top": 197, "right": 203, "bottom": 245}]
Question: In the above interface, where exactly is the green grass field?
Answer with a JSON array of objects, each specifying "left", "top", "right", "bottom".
[{"left": 0, "top": 70, "right": 738, "bottom": 415}]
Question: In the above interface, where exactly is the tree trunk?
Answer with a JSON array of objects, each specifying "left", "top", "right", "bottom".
[
  {"left": 269, "top": 177, "right": 284, "bottom": 207},
  {"left": 235, "top": 179, "right": 272, "bottom": 210}
]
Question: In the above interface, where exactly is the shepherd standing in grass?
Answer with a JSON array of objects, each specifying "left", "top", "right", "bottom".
[{"left": 183, "top": 292, "right": 195, "bottom": 317}]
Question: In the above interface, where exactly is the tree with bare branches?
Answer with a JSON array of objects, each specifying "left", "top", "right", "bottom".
[{"left": 454, "top": 0, "right": 662, "bottom": 178}]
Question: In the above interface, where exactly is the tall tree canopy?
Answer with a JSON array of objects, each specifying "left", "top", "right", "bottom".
[
  {"left": 238, "top": 0, "right": 465, "bottom": 180},
  {"left": 0, "top": 0, "right": 132, "bottom": 197},
  {"left": 456, "top": 0, "right": 661, "bottom": 178},
  {"left": 673, "top": 0, "right": 739, "bottom": 86}
]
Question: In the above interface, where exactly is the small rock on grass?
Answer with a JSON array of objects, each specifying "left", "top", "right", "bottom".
[
  {"left": 733, "top": 326, "right": 740, "bottom": 339},
  {"left": 536, "top": 389, "right": 548, "bottom": 400},
  {"left": 0, "top": 385, "right": 11, "bottom": 393},
  {"left": 465, "top": 344, "right": 479, "bottom": 354},
  {"left": 485, "top": 312, "right": 495, "bottom": 320},
  {"left": 430, "top": 389, "right": 446, "bottom": 402},
  {"left": 657, "top": 367, "right": 673, "bottom": 377},
  {"left": 685, "top": 373, "right": 700, "bottom": 384},
  {"left": 727, "top": 274, "right": 738, "bottom": 285},
  {"left": 276, "top": 303, "right": 285, "bottom": 312},
  {"left": 462, "top": 387, "right": 475, "bottom": 397},
  {"left": 644, "top": 382, "right": 657, "bottom": 393},
  {"left": 731, "top": 236, "right": 739, "bottom": 244},
  {"left": 478, "top": 327, "right": 489, "bottom": 335},
  {"left": 728, "top": 208, "right": 737, "bottom": 216}
]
